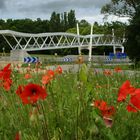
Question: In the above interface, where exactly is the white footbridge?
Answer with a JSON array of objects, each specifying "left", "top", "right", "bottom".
[{"left": 0, "top": 24, "right": 125, "bottom": 61}]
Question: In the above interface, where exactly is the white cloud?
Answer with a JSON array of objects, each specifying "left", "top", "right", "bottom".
[{"left": 0, "top": 0, "right": 128, "bottom": 24}]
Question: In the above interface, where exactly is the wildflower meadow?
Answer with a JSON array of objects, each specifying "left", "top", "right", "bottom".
[{"left": 0, "top": 63, "right": 140, "bottom": 140}]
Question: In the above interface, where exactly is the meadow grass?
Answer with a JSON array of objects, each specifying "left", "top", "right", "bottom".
[{"left": 0, "top": 63, "right": 140, "bottom": 140}]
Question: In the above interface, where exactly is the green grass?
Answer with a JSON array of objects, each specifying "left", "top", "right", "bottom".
[{"left": 0, "top": 63, "right": 140, "bottom": 140}]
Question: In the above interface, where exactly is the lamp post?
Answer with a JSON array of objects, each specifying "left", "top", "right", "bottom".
[
  {"left": 2, "top": 47, "right": 5, "bottom": 56},
  {"left": 54, "top": 53, "right": 57, "bottom": 64}
]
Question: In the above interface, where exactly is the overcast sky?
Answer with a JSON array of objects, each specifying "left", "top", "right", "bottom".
[{"left": 0, "top": 0, "right": 128, "bottom": 24}]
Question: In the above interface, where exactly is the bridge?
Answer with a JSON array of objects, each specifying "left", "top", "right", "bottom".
[{"left": 0, "top": 24, "right": 125, "bottom": 61}]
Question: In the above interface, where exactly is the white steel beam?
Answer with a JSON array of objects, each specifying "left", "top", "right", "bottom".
[
  {"left": 24, "top": 37, "right": 32, "bottom": 49},
  {"left": 12, "top": 35, "right": 23, "bottom": 49},
  {"left": 2, "top": 35, "right": 14, "bottom": 49},
  {"left": 0, "top": 30, "right": 125, "bottom": 52}
]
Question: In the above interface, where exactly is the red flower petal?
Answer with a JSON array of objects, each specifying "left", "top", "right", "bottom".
[
  {"left": 127, "top": 88, "right": 140, "bottom": 112},
  {"left": 55, "top": 66, "right": 62, "bottom": 74},
  {"left": 117, "top": 80, "right": 135, "bottom": 102},
  {"left": 19, "top": 83, "right": 47, "bottom": 104}
]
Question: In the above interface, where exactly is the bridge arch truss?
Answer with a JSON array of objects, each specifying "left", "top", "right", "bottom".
[{"left": 0, "top": 29, "right": 124, "bottom": 61}]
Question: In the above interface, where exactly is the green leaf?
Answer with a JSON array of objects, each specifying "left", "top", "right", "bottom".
[{"left": 79, "top": 64, "right": 88, "bottom": 83}]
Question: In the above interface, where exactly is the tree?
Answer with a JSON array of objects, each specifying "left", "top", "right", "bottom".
[
  {"left": 63, "top": 12, "right": 68, "bottom": 30},
  {"left": 126, "top": 5, "right": 140, "bottom": 63},
  {"left": 50, "top": 12, "right": 61, "bottom": 32},
  {"left": 101, "top": 0, "right": 139, "bottom": 18},
  {"left": 79, "top": 20, "right": 90, "bottom": 27},
  {"left": 68, "top": 10, "right": 76, "bottom": 28}
]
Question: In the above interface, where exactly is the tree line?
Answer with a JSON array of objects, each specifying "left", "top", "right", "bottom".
[
  {"left": 0, "top": 10, "right": 76, "bottom": 33},
  {"left": 0, "top": 9, "right": 127, "bottom": 55},
  {"left": 0, "top": 10, "right": 77, "bottom": 54}
]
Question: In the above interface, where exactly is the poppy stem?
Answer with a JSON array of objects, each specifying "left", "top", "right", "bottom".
[
  {"left": 125, "top": 100, "right": 140, "bottom": 112},
  {"left": 40, "top": 102, "right": 50, "bottom": 140},
  {"left": 76, "top": 101, "right": 79, "bottom": 140}
]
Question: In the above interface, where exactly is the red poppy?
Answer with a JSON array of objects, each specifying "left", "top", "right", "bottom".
[
  {"left": 94, "top": 100, "right": 102, "bottom": 107},
  {"left": 117, "top": 80, "right": 135, "bottom": 102},
  {"left": 127, "top": 88, "right": 140, "bottom": 112},
  {"left": 16, "top": 83, "right": 47, "bottom": 104},
  {"left": 0, "top": 63, "right": 12, "bottom": 91},
  {"left": 114, "top": 67, "right": 122, "bottom": 72},
  {"left": 3, "top": 78, "right": 12, "bottom": 91},
  {"left": 0, "top": 63, "right": 11, "bottom": 80},
  {"left": 103, "top": 70, "right": 112, "bottom": 76},
  {"left": 94, "top": 100, "right": 107, "bottom": 110},
  {"left": 24, "top": 73, "right": 32, "bottom": 79},
  {"left": 101, "top": 106, "right": 115, "bottom": 117},
  {"left": 47, "top": 69, "right": 55, "bottom": 78},
  {"left": 16, "top": 85, "right": 24, "bottom": 96},
  {"left": 93, "top": 100, "right": 115, "bottom": 117},
  {"left": 55, "top": 66, "right": 62, "bottom": 74},
  {"left": 41, "top": 75, "right": 51, "bottom": 85}
]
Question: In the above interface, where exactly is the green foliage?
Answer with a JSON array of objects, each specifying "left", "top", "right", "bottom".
[
  {"left": 50, "top": 12, "right": 61, "bottom": 32},
  {"left": 68, "top": 10, "right": 76, "bottom": 29},
  {"left": 101, "top": 0, "right": 139, "bottom": 18},
  {"left": 79, "top": 64, "right": 88, "bottom": 83},
  {"left": 126, "top": 5, "right": 140, "bottom": 64},
  {"left": 49, "top": 10, "right": 76, "bottom": 32},
  {"left": 1, "top": 64, "right": 140, "bottom": 139}
]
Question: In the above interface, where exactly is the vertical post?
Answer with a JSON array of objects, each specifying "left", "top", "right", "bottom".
[
  {"left": 2, "top": 47, "right": 5, "bottom": 56},
  {"left": 121, "top": 29, "right": 125, "bottom": 53},
  {"left": 121, "top": 46, "right": 124, "bottom": 53},
  {"left": 88, "top": 24, "right": 93, "bottom": 62},
  {"left": 77, "top": 23, "right": 81, "bottom": 55},
  {"left": 112, "top": 28, "right": 116, "bottom": 54},
  {"left": 122, "top": 29, "right": 126, "bottom": 43}
]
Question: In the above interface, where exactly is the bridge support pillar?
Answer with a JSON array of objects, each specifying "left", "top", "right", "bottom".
[
  {"left": 113, "top": 46, "right": 116, "bottom": 54},
  {"left": 78, "top": 48, "right": 81, "bottom": 55},
  {"left": 10, "top": 50, "right": 30, "bottom": 62},
  {"left": 77, "top": 23, "right": 81, "bottom": 55},
  {"left": 88, "top": 24, "right": 93, "bottom": 61},
  {"left": 121, "top": 46, "right": 124, "bottom": 53}
]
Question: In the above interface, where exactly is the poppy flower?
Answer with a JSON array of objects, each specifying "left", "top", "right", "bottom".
[
  {"left": 93, "top": 100, "right": 115, "bottom": 117},
  {"left": 55, "top": 66, "right": 62, "bottom": 74},
  {"left": 41, "top": 75, "right": 51, "bottom": 85},
  {"left": 24, "top": 73, "right": 32, "bottom": 79},
  {"left": 17, "top": 83, "right": 47, "bottom": 104},
  {"left": 47, "top": 70, "right": 55, "bottom": 78},
  {"left": 101, "top": 106, "right": 115, "bottom": 117},
  {"left": 3, "top": 78, "right": 12, "bottom": 91},
  {"left": 114, "top": 66, "right": 122, "bottom": 72},
  {"left": 16, "top": 85, "right": 24, "bottom": 96},
  {"left": 0, "top": 63, "right": 11, "bottom": 80},
  {"left": 117, "top": 80, "right": 135, "bottom": 102},
  {"left": 103, "top": 70, "right": 112, "bottom": 76},
  {"left": 127, "top": 88, "right": 140, "bottom": 112},
  {"left": 94, "top": 100, "right": 107, "bottom": 110},
  {"left": 0, "top": 63, "right": 12, "bottom": 91}
]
